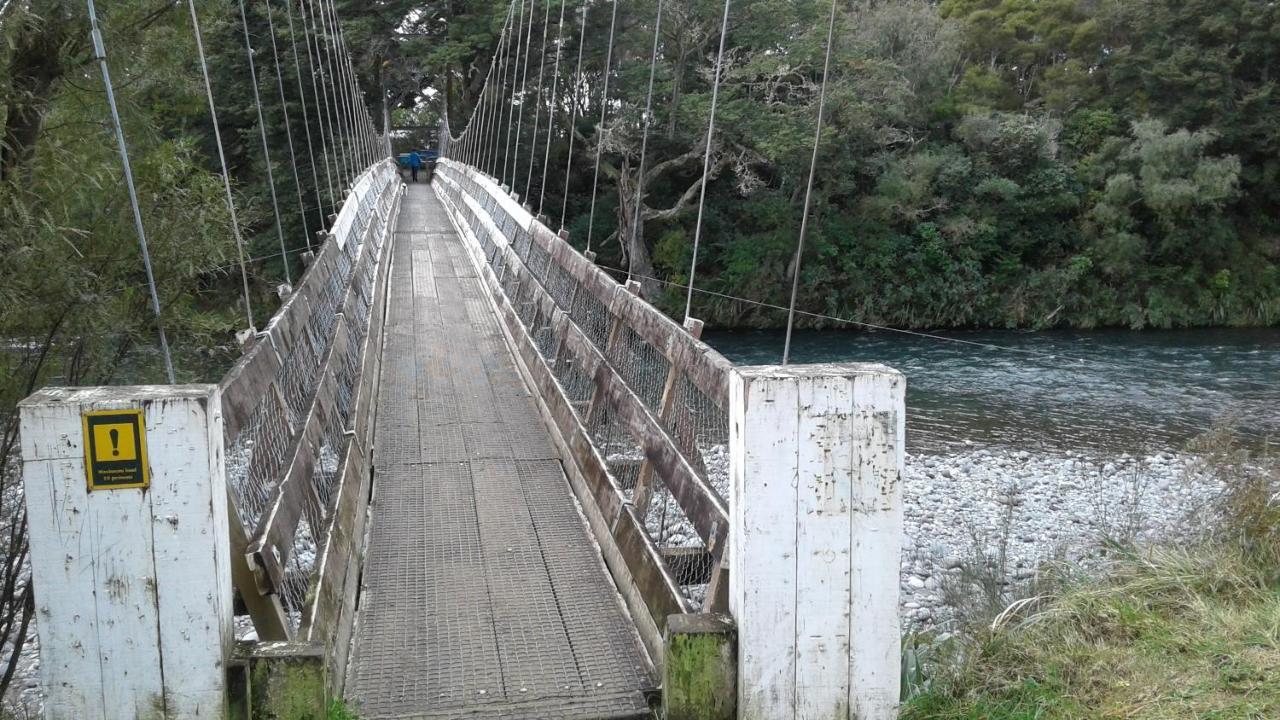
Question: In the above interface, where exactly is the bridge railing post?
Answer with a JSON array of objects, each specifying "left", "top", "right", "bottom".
[
  {"left": 20, "top": 385, "right": 233, "bottom": 718},
  {"left": 729, "top": 364, "right": 905, "bottom": 720}
]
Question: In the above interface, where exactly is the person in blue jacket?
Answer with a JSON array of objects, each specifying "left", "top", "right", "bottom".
[{"left": 408, "top": 149, "right": 422, "bottom": 182}]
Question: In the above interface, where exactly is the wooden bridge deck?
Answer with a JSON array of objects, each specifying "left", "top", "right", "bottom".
[{"left": 344, "top": 184, "right": 656, "bottom": 719}]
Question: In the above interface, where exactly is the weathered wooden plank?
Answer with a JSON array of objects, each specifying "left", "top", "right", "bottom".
[
  {"left": 263, "top": 269, "right": 319, "bottom": 359},
  {"left": 795, "top": 375, "right": 854, "bottom": 717},
  {"left": 246, "top": 402, "right": 326, "bottom": 595},
  {"left": 244, "top": 189, "right": 392, "bottom": 602},
  {"left": 148, "top": 389, "right": 237, "bottom": 715},
  {"left": 245, "top": 346, "right": 341, "bottom": 587},
  {"left": 848, "top": 370, "right": 906, "bottom": 719},
  {"left": 729, "top": 364, "right": 905, "bottom": 720},
  {"left": 219, "top": 340, "right": 284, "bottom": 442},
  {"left": 610, "top": 291, "right": 731, "bottom": 409},
  {"left": 301, "top": 439, "right": 366, "bottom": 640},
  {"left": 557, "top": 319, "right": 730, "bottom": 553},
  {"left": 228, "top": 489, "right": 290, "bottom": 640},
  {"left": 472, "top": 197, "right": 732, "bottom": 557},
  {"left": 442, "top": 160, "right": 756, "bottom": 652},
  {"left": 304, "top": 171, "right": 399, "bottom": 688},
  {"left": 451, "top": 166, "right": 728, "bottom": 527},
  {"left": 613, "top": 506, "right": 693, "bottom": 624},
  {"left": 439, "top": 176, "right": 670, "bottom": 657},
  {"left": 492, "top": 287, "right": 627, "bottom": 528},
  {"left": 20, "top": 386, "right": 234, "bottom": 718},
  {"left": 702, "top": 558, "right": 730, "bottom": 614},
  {"left": 729, "top": 368, "right": 800, "bottom": 719},
  {"left": 598, "top": 364, "right": 729, "bottom": 553},
  {"left": 633, "top": 361, "right": 685, "bottom": 516}
]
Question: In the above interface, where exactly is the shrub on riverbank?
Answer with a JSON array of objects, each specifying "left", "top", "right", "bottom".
[{"left": 903, "top": 443, "right": 1279, "bottom": 719}]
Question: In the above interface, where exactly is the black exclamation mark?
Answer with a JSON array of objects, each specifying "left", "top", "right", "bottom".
[{"left": 109, "top": 428, "right": 120, "bottom": 456}]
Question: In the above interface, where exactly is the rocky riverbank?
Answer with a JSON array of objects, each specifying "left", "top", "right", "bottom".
[
  {"left": 680, "top": 443, "right": 1219, "bottom": 628},
  {"left": 898, "top": 446, "right": 1219, "bottom": 628}
]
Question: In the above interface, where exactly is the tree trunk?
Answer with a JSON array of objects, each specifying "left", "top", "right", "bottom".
[
  {"left": 667, "top": 49, "right": 686, "bottom": 140},
  {"left": 0, "top": 8, "right": 74, "bottom": 183},
  {"left": 616, "top": 161, "right": 661, "bottom": 298}
]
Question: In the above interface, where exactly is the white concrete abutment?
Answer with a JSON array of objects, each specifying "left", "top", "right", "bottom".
[
  {"left": 19, "top": 385, "right": 232, "bottom": 718},
  {"left": 730, "top": 364, "right": 905, "bottom": 720}
]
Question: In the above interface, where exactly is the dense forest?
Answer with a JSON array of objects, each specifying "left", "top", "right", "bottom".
[{"left": 411, "top": 0, "right": 1280, "bottom": 331}]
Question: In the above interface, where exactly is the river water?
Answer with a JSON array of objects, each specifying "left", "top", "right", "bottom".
[{"left": 706, "top": 328, "right": 1280, "bottom": 454}]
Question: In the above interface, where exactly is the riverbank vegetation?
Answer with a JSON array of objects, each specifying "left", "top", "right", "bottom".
[{"left": 903, "top": 435, "right": 1280, "bottom": 718}]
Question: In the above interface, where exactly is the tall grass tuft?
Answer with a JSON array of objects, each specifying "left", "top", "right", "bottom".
[{"left": 903, "top": 434, "right": 1280, "bottom": 719}]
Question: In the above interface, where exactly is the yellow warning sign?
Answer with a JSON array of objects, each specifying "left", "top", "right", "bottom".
[{"left": 82, "top": 409, "right": 149, "bottom": 491}]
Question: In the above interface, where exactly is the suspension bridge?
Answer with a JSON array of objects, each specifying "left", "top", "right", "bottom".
[{"left": 17, "top": 0, "right": 905, "bottom": 718}]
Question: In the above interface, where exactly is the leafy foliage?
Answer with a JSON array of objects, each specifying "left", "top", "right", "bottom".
[
  {"left": 432, "top": 0, "right": 1280, "bottom": 330},
  {"left": 0, "top": 0, "right": 379, "bottom": 703}
]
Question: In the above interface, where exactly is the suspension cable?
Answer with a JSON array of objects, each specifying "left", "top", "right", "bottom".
[
  {"left": 296, "top": 0, "right": 336, "bottom": 215},
  {"left": 238, "top": 0, "right": 293, "bottom": 286},
  {"left": 309, "top": 0, "right": 343, "bottom": 182},
  {"left": 472, "top": 60, "right": 488, "bottom": 172},
  {"left": 782, "top": 0, "right": 838, "bottom": 365},
  {"left": 187, "top": 0, "right": 256, "bottom": 330},
  {"left": 331, "top": 7, "right": 369, "bottom": 168},
  {"left": 481, "top": 7, "right": 509, "bottom": 174},
  {"left": 341, "top": 30, "right": 369, "bottom": 169},
  {"left": 560, "top": 3, "right": 588, "bottom": 230},
  {"left": 322, "top": 0, "right": 357, "bottom": 177},
  {"left": 489, "top": 7, "right": 515, "bottom": 176},
  {"left": 492, "top": 1, "right": 520, "bottom": 176},
  {"left": 482, "top": 7, "right": 514, "bottom": 177},
  {"left": 332, "top": 2, "right": 364, "bottom": 172},
  {"left": 282, "top": 0, "right": 328, "bottom": 233},
  {"left": 627, "top": 0, "right": 665, "bottom": 281},
  {"left": 262, "top": 1, "right": 311, "bottom": 253},
  {"left": 304, "top": 0, "right": 344, "bottom": 196},
  {"left": 683, "top": 0, "right": 732, "bottom": 323},
  {"left": 441, "top": 0, "right": 520, "bottom": 173},
  {"left": 523, "top": 0, "right": 551, "bottom": 201},
  {"left": 85, "top": 0, "right": 176, "bottom": 383},
  {"left": 473, "top": 28, "right": 492, "bottom": 172},
  {"left": 312, "top": 0, "right": 350, "bottom": 184},
  {"left": 329, "top": 5, "right": 358, "bottom": 171},
  {"left": 537, "top": 0, "right": 566, "bottom": 216},
  {"left": 585, "top": 0, "right": 620, "bottom": 253},
  {"left": 502, "top": 0, "right": 528, "bottom": 183},
  {"left": 510, "top": 0, "right": 537, "bottom": 196}
]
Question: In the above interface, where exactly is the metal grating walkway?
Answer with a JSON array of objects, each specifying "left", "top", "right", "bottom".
[{"left": 345, "top": 184, "right": 656, "bottom": 719}]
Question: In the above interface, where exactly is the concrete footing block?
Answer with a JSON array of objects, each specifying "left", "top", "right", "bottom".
[
  {"left": 663, "top": 613, "right": 736, "bottom": 720},
  {"left": 231, "top": 642, "right": 327, "bottom": 720}
]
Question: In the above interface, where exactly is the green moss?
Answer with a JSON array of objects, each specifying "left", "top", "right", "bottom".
[
  {"left": 663, "top": 614, "right": 735, "bottom": 720},
  {"left": 248, "top": 650, "right": 327, "bottom": 719},
  {"left": 327, "top": 699, "right": 360, "bottom": 720}
]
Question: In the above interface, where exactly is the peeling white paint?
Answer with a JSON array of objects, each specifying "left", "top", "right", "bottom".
[
  {"left": 20, "top": 386, "right": 232, "bottom": 719},
  {"left": 730, "top": 365, "right": 905, "bottom": 720}
]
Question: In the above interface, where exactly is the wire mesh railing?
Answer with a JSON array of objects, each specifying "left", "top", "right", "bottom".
[
  {"left": 434, "top": 158, "right": 733, "bottom": 624},
  {"left": 218, "top": 159, "right": 400, "bottom": 643}
]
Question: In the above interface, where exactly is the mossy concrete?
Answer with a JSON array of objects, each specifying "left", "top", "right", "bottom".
[
  {"left": 232, "top": 641, "right": 329, "bottom": 719},
  {"left": 663, "top": 613, "right": 736, "bottom": 720}
]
